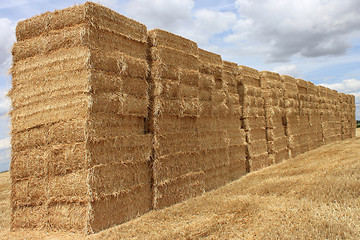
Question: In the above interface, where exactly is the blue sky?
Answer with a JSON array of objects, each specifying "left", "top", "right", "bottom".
[{"left": 0, "top": 0, "right": 359, "bottom": 172}]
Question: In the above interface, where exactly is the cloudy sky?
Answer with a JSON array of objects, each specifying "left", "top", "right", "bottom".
[{"left": 0, "top": 0, "right": 359, "bottom": 171}]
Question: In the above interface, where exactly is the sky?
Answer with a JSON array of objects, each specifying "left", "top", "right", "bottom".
[{"left": 0, "top": 0, "right": 359, "bottom": 172}]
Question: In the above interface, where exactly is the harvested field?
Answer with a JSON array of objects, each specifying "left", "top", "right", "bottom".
[
  {"left": 8, "top": 1, "right": 357, "bottom": 234},
  {"left": 0, "top": 128, "right": 359, "bottom": 239}
]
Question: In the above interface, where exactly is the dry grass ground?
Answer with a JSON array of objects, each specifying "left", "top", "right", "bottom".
[{"left": 0, "top": 128, "right": 359, "bottom": 239}]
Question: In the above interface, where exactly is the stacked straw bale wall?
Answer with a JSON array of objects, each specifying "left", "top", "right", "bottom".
[{"left": 9, "top": 2, "right": 356, "bottom": 234}]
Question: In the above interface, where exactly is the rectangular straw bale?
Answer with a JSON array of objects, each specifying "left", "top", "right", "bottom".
[
  {"left": 90, "top": 162, "right": 151, "bottom": 199},
  {"left": 122, "top": 77, "right": 149, "bottom": 97},
  {"left": 228, "top": 145, "right": 247, "bottom": 163},
  {"left": 88, "top": 114, "right": 146, "bottom": 139},
  {"left": 11, "top": 142, "right": 87, "bottom": 180},
  {"left": 11, "top": 205, "right": 47, "bottom": 229},
  {"left": 12, "top": 24, "right": 88, "bottom": 62},
  {"left": 90, "top": 185, "right": 152, "bottom": 233},
  {"left": 228, "top": 159, "right": 247, "bottom": 181},
  {"left": 199, "top": 131, "right": 228, "bottom": 150},
  {"left": 11, "top": 70, "right": 90, "bottom": 109},
  {"left": 156, "top": 132, "right": 200, "bottom": 157},
  {"left": 248, "top": 139, "right": 268, "bottom": 156},
  {"left": 16, "top": 2, "right": 147, "bottom": 42},
  {"left": 153, "top": 152, "right": 203, "bottom": 183},
  {"left": 90, "top": 50, "right": 148, "bottom": 77},
  {"left": 274, "top": 148, "right": 289, "bottom": 163},
  {"left": 148, "top": 29, "right": 198, "bottom": 55},
  {"left": 199, "top": 48, "right": 222, "bottom": 65},
  {"left": 11, "top": 46, "right": 90, "bottom": 79},
  {"left": 12, "top": 177, "right": 47, "bottom": 207},
  {"left": 239, "top": 65, "right": 260, "bottom": 79},
  {"left": 11, "top": 93, "right": 90, "bottom": 133},
  {"left": 48, "top": 170, "right": 89, "bottom": 203},
  {"left": 247, "top": 128, "right": 267, "bottom": 142},
  {"left": 227, "top": 129, "right": 246, "bottom": 146},
  {"left": 153, "top": 172, "right": 205, "bottom": 209},
  {"left": 11, "top": 119, "right": 86, "bottom": 152},
  {"left": 150, "top": 46, "right": 198, "bottom": 71},
  {"left": 155, "top": 115, "right": 197, "bottom": 133},
  {"left": 205, "top": 165, "right": 230, "bottom": 191},
  {"left": 202, "top": 148, "right": 230, "bottom": 170},
  {"left": 88, "top": 135, "right": 152, "bottom": 165},
  {"left": 249, "top": 153, "right": 272, "bottom": 171},
  {"left": 47, "top": 202, "right": 88, "bottom": 233}
]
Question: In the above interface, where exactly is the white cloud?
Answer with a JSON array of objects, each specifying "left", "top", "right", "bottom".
[
  {"left": 125, "top": 0, "right": 194, "bottom": 31},
  {"left": 0, "top": 18, "right": 16, "bottom": 75},
  {"left": 180, "top": 9, "right": 236, "bottom": 45},
  {"left": 0, "top": 137, "right": 9, "bottom": 150},
  {"left": 320, "top": 78, "right": 360, "bottom": 93},
  {"left": 0, "top": 91, "right": 10, "bottom": 116},
  {"left": 273, "top": 65, "right": 300, "bottom": 78},
  {"left": 226, "top": 0, "right": 360, "bottom": 62}
]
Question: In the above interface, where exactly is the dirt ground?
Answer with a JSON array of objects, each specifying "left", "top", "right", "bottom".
[{"left": 0, "top": 128, "right": 359, "bottom": 239}]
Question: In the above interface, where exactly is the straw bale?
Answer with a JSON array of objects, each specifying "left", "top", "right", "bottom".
[
  {"left": 11, "top": 69, "right": 90, "bottom": 109},
  {"left": 199, "top": 131, "right": 228, "bottom": 150},
  {"left": 88, "top": 114, "right": 145, "bottom": 139},
  {"left": 198, "top": 48, "right": 222, "bottom": 65},
  {"left": 90, "top": 185, "right": 152, "bottom": 233},
  {"left": 239, "top": 75, "right": 261, "bottom": 88},
  {"left": 199, "top": 63, "right": 222, "bottom": 79},
  {"left": 155, "top": 132, "right": 200, "bottom": 157},
  {"left": 202, "top": 148, "right": 230, "bottom": 170},
  {"left": 273, "top": 136, "right": 288, "bottom": 150},
  {"left": 89, "top": 135, "right": 152, "bottom": 165},
  {"left": 296, "top": 79, "right": 308, "bottom": 94},
  {"left": 228, "top": 159, "right": 247, "bottom": 181},
  {"left": 238, "top": 65, "right": 260, "bottom": 79},
  {"left": 150, "top": 46, "right": 198, "bottom": 71},
  {"left": 11, "top": 142, "right": 87, "bottom": 180},
  {"left": 11, "top": 92, "right": 89, "bottom": 131},
  {"left": 179, "top": 84, "right": 198, "bottom": 98},
  {"left": 90, "top": 50, "right": 148, "bottom": 78},
  {"left": 247, "top": 128, "right": 267, "bottom": 142},
  {"left": 11, "top": 119, "right": 87, "bottom": 152},
  {"left": 47, "top": 202, "right": 88, "bottom": 233},
  {"left": 228, "top": 145, "right": 247, "bottom": 162},
  {"left": 11, "top": 46, "right": 90, "bottom": 82},
  {"left": 48, "top": 170, "right": 89, "bottom": 203},
  {"left": 88, "top": 26, "right": 147, "bottom": 59},
  {"left": 212, "top": 102, "right": 229, "bottom": 117},
  {"left": 12, "top": 177, "right": 46, "bottom": 207},
  {"left": 274, "top": 148, "right": 289, "bottom": 163},
  {"left": 16, "top": 2, "right": 147, "bottom": 42},
  {"left": 122, "top": 95, "right": 148, "bottom": 117},
  {"left": 11, "top": 205, "right": 46, "bottom": 229},
  {"left": 153, "top": 152, "right": 202, "bottom": 183},
  {"left": 204, "top": 165, "right": 230, "bottom": 191},
  {"left": 212, "top": 91, "right": 227, "bottom": 103},
  {"left": 199, "top": 90, "right": 211, "bottom": 101},
  {"left": 177, "top": 69, "right": 200, "bottom": 86},
  {"left": 90, "top": 92, "right": 123, "bottom": 115},
  {"left": 260, "top": 71, "right": 281, "bottom": 82},
  {"left": 199, "top": 74, "right": 215, "bottom": 90},
  {"left": 155, "top": 115, "right": 197, "bottom": 133},
  {"left": 249, "top": 153, "right": 272, "bottom": 171},
  {"left": 90, "top": 162, "right": 151, "bottom": 199},
  {"left": 148, "top": 29, "right": 198, "bottom": 55},
  {"left": 153, "top": 172, "right": 205, "bottom": 209},
  {"left": 248, "top": 139, "right": 268, "bottom": 156},
  {"left": 12, "top": 24, "right": 88, "bottom": 62},
  {"left": 227, "top": 129, "right": 246, "bottom": 146},
  {"left": 242, "top": 116, "right": 266, "bottom": 130},
  {"left": 122, "top": 78, "right": 148, "bottom": 98}
]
